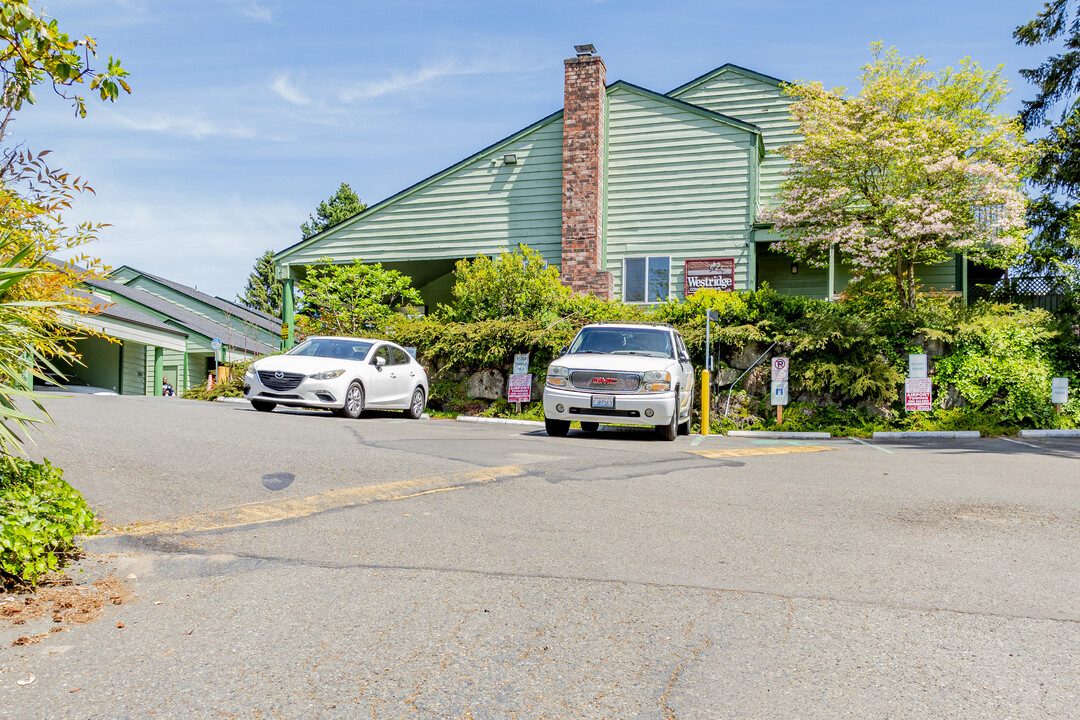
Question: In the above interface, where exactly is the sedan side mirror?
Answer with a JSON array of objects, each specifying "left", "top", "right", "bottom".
[{"left": 373, "top": 356, "right": 387, "bottom": 367}]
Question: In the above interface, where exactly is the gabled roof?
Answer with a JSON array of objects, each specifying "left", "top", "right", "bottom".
[
  {"left": 276, "top": 64, "right": 779, "bottom": 265},
  {"left": 609, "top": 80, "right": 766, "bottom": 158},
  {"left": 276, "top": 105, "right": 567, "bottom": 263},
  {"left": 666, "top": 63, "right": 788, "bottom": 98},
  {"left": 85, "top": 276, "right": 278, "bottom": 355},
  {"left": 110, "top": 265, "right": 282, "bottom": 333},
  {"left": 71, "top": 289, "right": 188, "bottom": 337}
]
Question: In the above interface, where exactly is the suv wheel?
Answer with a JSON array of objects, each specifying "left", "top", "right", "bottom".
[
  {"left": 678, "top": 389, "right": 692, "bottom": 436},
  {"left": 657, "top": 388, "right": 678, "bottom": 441},
  {"left": 545, "top": 418, "right": 570, "bottom": 437}
]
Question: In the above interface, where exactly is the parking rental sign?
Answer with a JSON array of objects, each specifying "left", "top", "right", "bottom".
[{"left": 905, "top": 378, "right": 933, "bottom": 412}]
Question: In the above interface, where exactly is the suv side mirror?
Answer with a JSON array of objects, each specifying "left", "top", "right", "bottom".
[
  {"left": 559, "top": 346, "right": 568, "bottom": 356},
  {"left": 679, "top": 353, "right": 690, "bottom": 364}
]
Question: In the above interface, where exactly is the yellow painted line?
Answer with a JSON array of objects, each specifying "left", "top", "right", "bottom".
[
  {"left": 690, "top": 446, "right": 836, "bottom": 459},
  {"left": 119, "top": 465, "right": 528, "bottom": 537}
]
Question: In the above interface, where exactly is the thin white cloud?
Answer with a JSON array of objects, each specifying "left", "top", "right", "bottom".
[
  {"left": 225, "top": 0, "right": 272, "bottom": 22},
  {"left": 338, "top": 57, "right": 531, "bottom": 102},
  {"left": 113, "top": 112, "right": 259, "bottom": 140},
  {"left": 271, "top": 74, "right": 310, "bottom": 106}
]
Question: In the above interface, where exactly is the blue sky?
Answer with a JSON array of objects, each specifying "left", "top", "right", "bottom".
[{"left": 17, "top": 0, "right": 1052, "bottom": 301}]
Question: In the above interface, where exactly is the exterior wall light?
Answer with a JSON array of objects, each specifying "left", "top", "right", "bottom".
[
  {"left": 790, "top": 262, "right": 799, "bottom": 275},
  {"left": 503, "top": 153, "right": 517, "bottom": 165}
]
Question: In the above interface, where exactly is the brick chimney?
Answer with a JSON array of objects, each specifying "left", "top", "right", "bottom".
[{"left": 560, "top": 46, "right": 613, "bottom": 299}]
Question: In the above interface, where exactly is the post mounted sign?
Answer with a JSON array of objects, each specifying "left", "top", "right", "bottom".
[
  {"left": 771, "top": 357, "right": 789, "bottom": 383},
  {"left": 771, "top": 381, "right": 789, "bottom": 406},
  {"left": 904, "top": 378, "right": 932, "bottom": 412},
  {"left": 513, "top": 353, "right": 530, "bottom": 376},
  {"left": 1052, "top": 377, "right": 1069, "bottom": 404},
  {"left": 909, "top": 354, "right": 928, "bottom": 379},
  {"left": 684, "top": 258, "right": 735, "bottom": 296},
  {"left": 508, "top": 373, "right": 532, "bottom": 403}
]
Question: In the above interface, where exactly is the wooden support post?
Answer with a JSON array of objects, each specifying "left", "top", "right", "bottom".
[
  {"left": 701, "top": 370, "right": 710, "bottom": 435},
  {"left": 1055, "top": 402, "right": 1063, "bottom": 415},
  {"left": 777, "top": 404, "right": 783, "bottom": 425}
]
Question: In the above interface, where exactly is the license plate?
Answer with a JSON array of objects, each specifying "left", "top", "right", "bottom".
[{"left": 591, "top": 395, "right": 614, "bottom": 409}]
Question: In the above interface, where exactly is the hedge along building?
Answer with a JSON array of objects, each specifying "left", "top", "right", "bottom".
[{"left": 273, "top": 47, "right": 991, "bottom": 344}]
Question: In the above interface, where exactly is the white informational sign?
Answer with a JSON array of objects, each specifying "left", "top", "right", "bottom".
[
  {"left": 507, "top": 373, "right": 532, "bottom": 403},
  {"left": 1052, "top": 377, "right": 1069, "bottom": 404},
  {"left": 404, "top": 346, "right": 417, "bottom": 358},
  {"left": 771, "top": 381, "right": 789, "bottom": 406},
  {"left": 904, "top": 377, "right": 933, "bottom": 412},
  {"left": 771, "top": 357, "right": 789, "bottom": 383},
  {"left": 513, "top": 353, "right": 530, "bottom": 376},
  {"left": 908, "top": 354, "right": 928, "bottom": 379},
  {"left": 211, "top": 338, "right": 222, "bottom": 350}
]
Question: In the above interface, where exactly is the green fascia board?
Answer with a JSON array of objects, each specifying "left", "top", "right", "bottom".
[
  {"left": 609, "top": 80, "right": 766, "bottom": 160},
  {"left": 274, "top": 107, "right": 567, "bottom": 265},
  {"left": 667, "top": 63, "right": 788, "bottom": 98}
]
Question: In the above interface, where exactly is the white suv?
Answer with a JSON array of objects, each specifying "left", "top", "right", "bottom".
[{"left": 542, "top": 323, "right": 695, "bottom": 440}]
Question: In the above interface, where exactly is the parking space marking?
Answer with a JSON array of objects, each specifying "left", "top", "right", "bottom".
[
  {"left": 689, "top": 445, "right": 836, "bottom": 459},
  {"left": 997, "top": 436, "right": 1042, "bottom": 449},
  {"left": 848, "top": 436, "right": 895, "bottom": 454},
  {"left": 119, "top": 464, "right": 528, "bottom": 537}
]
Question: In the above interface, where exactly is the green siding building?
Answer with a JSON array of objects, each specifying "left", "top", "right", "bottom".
[
  {"left": 53, "top": 268, "right": 282, "bottom": 396},
  {"left": 274, "top": 49, "right": 985, "bottom": 342}
]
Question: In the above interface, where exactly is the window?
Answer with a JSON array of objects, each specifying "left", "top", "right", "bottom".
[
  {"left": 390, "top": 346, "right": 410, "bottom": 365},
  {"left": 623, "top": 256, "right": 670, "bottom": 303}
]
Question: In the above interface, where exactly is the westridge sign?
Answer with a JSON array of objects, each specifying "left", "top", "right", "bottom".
[{"left": 684, "top": 258, "right": 735, "bottom": 296}]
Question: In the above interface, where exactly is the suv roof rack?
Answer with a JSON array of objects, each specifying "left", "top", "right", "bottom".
[{"left": 589, "top": 321, "right": 674, "bottom": 329}]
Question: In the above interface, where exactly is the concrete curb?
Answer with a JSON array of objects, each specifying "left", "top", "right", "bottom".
[
  {"left": 1017, "top": 429, "right": 1080, "bottom": 438},
  {"left": 726, "top": 431, "right": 831, "bottom": 439},
  {"left": 215, "top": 397, "right": 249, "bottom": 405},
  {"left": 456, "top": 415, "right": 545, "bottom": 428},
  {"left": 872, "top": 431, "right": 981, "bottom": 439}
]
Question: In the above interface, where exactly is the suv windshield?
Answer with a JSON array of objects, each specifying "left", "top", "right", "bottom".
[
  {"left": 568, "top": 327, "right": 674, "bottom": 358},
  {"left": 288, "top": 338, "right": 373, "bottom": 361}
]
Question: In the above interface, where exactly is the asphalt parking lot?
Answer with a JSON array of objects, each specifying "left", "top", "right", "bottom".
[{"left": 3, "top": 394, "right": 1079, "bottom": 719}]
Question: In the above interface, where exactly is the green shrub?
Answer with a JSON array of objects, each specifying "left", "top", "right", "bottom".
[
  {"left": 181, "top": 360, "right": 252, "bottom": 401},
  {"left": 1, "top": 458, "right": 98, "bottom": 589},
  {"left": 440, "top": 245, "right": 571, "bottom": 323},
  {"left": 933, "top": 303, "right": 1065, "bottom": 424}
]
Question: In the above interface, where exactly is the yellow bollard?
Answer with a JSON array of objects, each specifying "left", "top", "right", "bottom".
[{"left": 701, "top": 369, "right": 710, "bottom": 436}]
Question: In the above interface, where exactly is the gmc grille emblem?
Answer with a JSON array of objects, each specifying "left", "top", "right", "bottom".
[{"left": 592, "top": 378, "right": 617, "bottom": 384}]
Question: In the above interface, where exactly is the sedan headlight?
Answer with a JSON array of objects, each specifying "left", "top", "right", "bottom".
[
  {"left": 547, "top": 365, "right": 569, "bottom": 387},
  {"left": 641, "top": 370, "right": 671, "bottom": 392},
  {"left": 309, "top": 369, "right": 345, "bottom": 380}
]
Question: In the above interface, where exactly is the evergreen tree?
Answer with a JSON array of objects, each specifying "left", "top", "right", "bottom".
[
  {"left": 1015, "top": 1, "right": 1080, "bottom": 281},
  {"left": 238, "top": 250, "right": 282, "bottom": 316},
  {"left": 300, "top": 182, "right": 366, "bottom": 239}
]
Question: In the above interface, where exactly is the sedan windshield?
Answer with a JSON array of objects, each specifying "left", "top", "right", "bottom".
[
  {"left": 287, "top": 338, "right": 374, "bottom": 361},
  {"left": 568, "top": 328, "right": 674, "bottom": 358}
]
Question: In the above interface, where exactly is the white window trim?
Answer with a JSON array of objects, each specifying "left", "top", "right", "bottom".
[{"left": 622, "top": 255, "right": 672, "bottom": 304}]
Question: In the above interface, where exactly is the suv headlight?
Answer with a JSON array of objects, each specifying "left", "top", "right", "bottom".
[
  {"left": 547, "top": 365, "right": 569, "bottom": 387},
  {"left": 641, "top": 370, "right": 671, "bottom": 392},
  {"left": 309, "top": 369, "right": 345, "bottom": 380}
]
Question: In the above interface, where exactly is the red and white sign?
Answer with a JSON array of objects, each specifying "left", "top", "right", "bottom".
[
  {"left": 507, "top": 373, "right": 532, "bottom": 403},
  {"left": 904, "top": 378, "right": 932, "bottom": 412},
  {"left": 684, "top": 258, "right": 735, "bottom": 296},
  {"left": 771, "top": 357, "right": 789, "bottom": 383}
]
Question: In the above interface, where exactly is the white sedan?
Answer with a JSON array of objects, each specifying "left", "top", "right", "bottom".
[{"left": 243, "top": 336, "right": 428, "bottom": 419}]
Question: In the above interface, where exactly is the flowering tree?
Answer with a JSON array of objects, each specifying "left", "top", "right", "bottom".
[{"left": 762, "top": 45, "right": 1030, "bottom": 309}]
